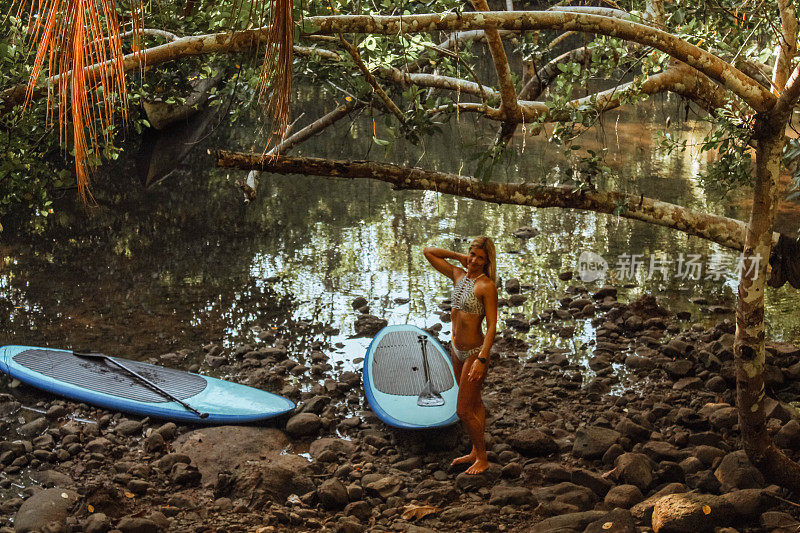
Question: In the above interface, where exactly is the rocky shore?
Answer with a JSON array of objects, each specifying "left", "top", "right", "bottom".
[{"left": 2, "top": 282, "right": 800, "bottom": 533}]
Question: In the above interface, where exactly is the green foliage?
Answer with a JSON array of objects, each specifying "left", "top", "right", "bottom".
[
  {"left": 0, "top": 16, "right": 67, "bottom": 233},
  {"left": 1, "top": 0, "right": 795, "bottom": 235},
  {"left": 657, "top": 102, "right": 754, "bottom": 198}
]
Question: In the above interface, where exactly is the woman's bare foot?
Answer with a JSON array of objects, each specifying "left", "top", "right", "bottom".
[
  {"left": 465, "top": 458, "right": 490, "bottom": 475},
  {"left": 450, "top": 452, "right": 476, "bottom": 467}
]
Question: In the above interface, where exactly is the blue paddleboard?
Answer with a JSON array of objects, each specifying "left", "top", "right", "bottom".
[
  {"left": 363, "top": 325, "right": 458, "bottom": 429},
  {"left": 0, "top": 345, "right": 295, "bottom": 424}
]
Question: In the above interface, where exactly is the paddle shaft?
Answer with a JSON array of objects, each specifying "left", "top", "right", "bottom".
[
  {"left": 417, "top": 335, "right": 432, "bottom": 382},
  {"left": 73, "top": 351, "right": 209, "bottom": 419}
]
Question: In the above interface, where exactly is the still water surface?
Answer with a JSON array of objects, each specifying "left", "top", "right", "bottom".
[{"left": 2, "top": 93, "right": 800, "bottom": 383}]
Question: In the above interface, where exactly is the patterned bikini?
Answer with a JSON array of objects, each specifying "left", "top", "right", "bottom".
[{"left": 451, "top": 273, "right": 485, "bottom": 361}]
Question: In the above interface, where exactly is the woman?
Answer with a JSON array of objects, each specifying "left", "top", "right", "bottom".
[{"left": 423, "top": 237, "right": 498, "bottom": 474}]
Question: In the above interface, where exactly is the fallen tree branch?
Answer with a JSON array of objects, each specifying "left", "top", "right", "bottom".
[{"left": 214, "top": 152, "right": 782, "bottom": 251}]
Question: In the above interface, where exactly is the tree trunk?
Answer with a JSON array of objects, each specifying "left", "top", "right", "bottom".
[{"left": 735, "top": 122, "right": 800, "bottom": 490}]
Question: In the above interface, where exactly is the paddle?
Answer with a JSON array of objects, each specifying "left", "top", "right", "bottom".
[
  {"left": 416, "top": 335, "right": 444, "bottom": 407},
  {"left": 72, "top": 351, "right": 209, "bottom": 419}
]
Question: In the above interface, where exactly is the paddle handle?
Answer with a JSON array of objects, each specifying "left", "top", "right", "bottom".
[{"left": 73, "top": 351, "right": 209, "bottom": 419}]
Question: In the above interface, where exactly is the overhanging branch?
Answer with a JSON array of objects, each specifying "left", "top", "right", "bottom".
[
  {"left": 2, "top": 11, "right": 773, "bottom": 115},
  {"left": 214, "top": 152, "right": 780, "bottom": 251},
  {"left": 300, "top": 11, "right": 774, "bottom": 112}
]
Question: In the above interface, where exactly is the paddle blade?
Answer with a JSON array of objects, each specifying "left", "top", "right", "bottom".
[{"left": 417, "top": 382, "right": 445, "bottom": 407}]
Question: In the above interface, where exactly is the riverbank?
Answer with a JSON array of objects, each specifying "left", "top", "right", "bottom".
[{"left": 2, "top": 286, "right": 800, "bottom": 533}]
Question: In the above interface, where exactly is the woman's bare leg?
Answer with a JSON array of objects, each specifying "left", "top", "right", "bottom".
[
  {"left": 457, "top": 358, "right": 488, "bottom": 474},
  {"left": 449, "top": 348, "right": 476, "bottom": 467}
]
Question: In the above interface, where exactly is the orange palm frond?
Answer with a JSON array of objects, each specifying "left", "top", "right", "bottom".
[
  {"left": 14, "top": 0, "right": 142, "bottom": 201},
  {"left": 259, "top": 0, "right": 293, "bottom": 149}
]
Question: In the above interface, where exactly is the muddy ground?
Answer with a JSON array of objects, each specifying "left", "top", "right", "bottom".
[{"left": 2, "top": 282, "right": 800, "bottom": 533}]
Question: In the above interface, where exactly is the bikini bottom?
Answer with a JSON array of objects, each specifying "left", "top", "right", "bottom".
[{"left": 452, "top": 345, "right": 481, "bottom": 362}]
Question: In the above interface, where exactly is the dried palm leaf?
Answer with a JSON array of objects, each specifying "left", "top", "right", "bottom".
[
  {"left": 259, "top": 0, "right": 293, "bottom": 150},
  {"left": 14, "top": 0, "right": 142, "bottom": 201}
]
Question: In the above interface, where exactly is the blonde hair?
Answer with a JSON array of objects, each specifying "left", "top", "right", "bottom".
[{"left": 469, "top": 236, "right": 496, "bottom": 284}]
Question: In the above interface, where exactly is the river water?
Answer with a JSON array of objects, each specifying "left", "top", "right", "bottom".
[{"left": 2, "top": 91, "right": 800, "bottom": 383}]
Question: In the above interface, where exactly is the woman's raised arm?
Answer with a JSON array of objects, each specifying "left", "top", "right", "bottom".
[{"left": 423, "top": 247, "right": 467, "bottom": 281}]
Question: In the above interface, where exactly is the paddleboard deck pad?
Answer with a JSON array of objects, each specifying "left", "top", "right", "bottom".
[
  {"left": 363, "top": 325, "right": 458, "bottom": 429},
  {"left": 0, "top": 345, "right": 295, "bottom": 424}
]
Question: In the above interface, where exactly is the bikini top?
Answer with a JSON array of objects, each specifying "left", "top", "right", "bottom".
[{"left": 452, "top": 273, "right": 485, "bottom": 316}]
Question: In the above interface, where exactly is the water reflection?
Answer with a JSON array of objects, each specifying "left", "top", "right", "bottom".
[{"left": 2, "top": 92, "right": 799, "bottom": 376}]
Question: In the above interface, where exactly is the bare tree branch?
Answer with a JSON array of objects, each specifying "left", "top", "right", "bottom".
[
  {"left": 380, "top": 67, "right": 498, "bottom": 101},
  {"left": 549, "top": 5, "right": 630, "bottom": 19},
  {"left": 428, "top": 65, "right": 730, "bottom": 122},
  {"left": 2, "top": 12, "right": 774, "bottom": 116},
  {"left": 773, "top": 0, "right": 798, "bottom": 92},
  {"left": 240, "top": 99, "right": 363, "bottom": 200},
  {"left": 298, "top": 11, "right": 774, "bottom": 112},
  {"left": 470, "top": 0, "right": 522, "bottom": 125},
  {"left": 337, "top": 36, "right": 405, "bottom": 122},
  {"left": 269, "top": 99, "right": 362, "bottom": 155},
  {"left": 214, "top": 152, "right": 775, "bottom": 251}
]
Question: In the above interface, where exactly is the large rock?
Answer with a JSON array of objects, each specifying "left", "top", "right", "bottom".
[
  {"left": 354, "top": 315, "right": 388, "bottom": 337},
  {"left": 713, "top": 450, "right": 765, "bottom": 491},
  {"left": 454, "top": 464, "right": 501, "bottom": 492},
  {"left": 285, "top": 413, "right": 323, "bottom": 438},
  {"left": 174, "top": 426, "right": 289, "bottom": 482},
  {"left": 614, "top": 453, "right": 654, "bottom": 491},
  {"left": 364, "top": 475, "right": 404, "bottom": 499},
  {"left": 604, "top": 484, "right": 644, "bottom": 508},
  {"left": 14, "top": 488, "right": 79, "bottom": 533},
  {"left": 318, "top": 478, "right": 349, "bottom": 510},
  {"left": 488, "top": 485, "right": 533, "bottom": 506},
  {"left": 531, "top": 511, "right": 606, "bottom": 532},
  {"left": 309, "top": 437, "right": 356, "bottom": 460},
  {"left": 573, "top": 426, "right": 621, "bottom": 459},
  {"left": 117, "top": 517, "right": 161, "bottom": 533},
  {"left": 221, "top": 454, "right": 314, "bottom": 507},
  {"left": 531, "top": 482, "right": 597, "bottom": 512},
  {"left": 631, "top": 483, "right": 688, "bottom": 521},
  {"left": 651, "top": 492, "right": 733, "bottom": 532},
  {"left": 17, "top": 417, "right": 49, "bottom": 438},
  {"left": 508, "top": 428, "right": 558, "bottom": 456},
  {"left": 585, "top": 508, "right": 637, "bottom": 533}
]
